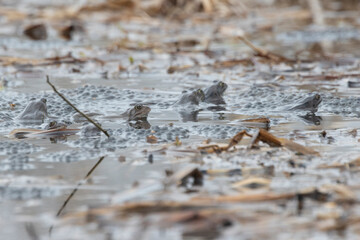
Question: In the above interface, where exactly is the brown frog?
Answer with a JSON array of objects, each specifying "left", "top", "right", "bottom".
[
  {"left": 203, "top": 81, "right": 227, "bottom": 105},
  {"left": 16, "top": 98, "right": 48, "bottom": 122},
  {"left": 46, "top": 120, "right": 68, "bottom": 130},
  {"left": 175, "top": 89, "right": 205, "bottom": 105},
  {"left": 289, "top": 94, "right": 322, "bottom": 113},
  {"left": 121, "top": 104, "right": 151, "bottom": 121},
  {"left": 82, "top": 104, "right": 151, "bottom": 123}
]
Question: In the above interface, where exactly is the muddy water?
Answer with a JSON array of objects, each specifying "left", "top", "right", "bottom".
[{"left": 1, "top": 1, "right": 360, "bottom": 239}]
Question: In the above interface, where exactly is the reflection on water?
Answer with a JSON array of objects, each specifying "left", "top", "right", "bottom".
[
  {"left": 128, "top": 120, "right": 151, "bottom": 129},
  {"left": 213, "top": 112, "right": 226, "bottom": 120},
  {"left": 49, "top": 135, "right": 68, "bottom": 143},
  {"left": 299, "top": 113, "right": 323, "bottom": 125},
  {"left": 178, "top": 110, "right": 200, "bottom": 122},
  {"left": 207, "top": 106, "right": 226, "bottom": 120},
  {"left": 207, "top": 106, "right": 226, "bottom": 112}
]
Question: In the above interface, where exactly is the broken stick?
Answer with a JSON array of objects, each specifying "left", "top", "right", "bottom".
[{"left": 46, "top": 75, "right": 110, "bottom": 137}]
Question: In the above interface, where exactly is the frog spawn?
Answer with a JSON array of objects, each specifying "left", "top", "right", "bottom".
[{"left": 4, "top": 83, "right": 360, "bottom": 147}]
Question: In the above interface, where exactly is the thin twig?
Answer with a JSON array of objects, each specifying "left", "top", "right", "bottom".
[
  {"left": 46, "top": 75, "right": 110, "bottom": 138},
  {"left": 238, "top": 35, "right": 295, "bottom": 63},
  {"left": 49, "top": 156, "right": 106, "bottom": 236},
  {"left": 55, "top": 156, "right": 106, "bottom": 217},
  {"left": 25, "top": 222, "right": 39, "bottom": 240}
]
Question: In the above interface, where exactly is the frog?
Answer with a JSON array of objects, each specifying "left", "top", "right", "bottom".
[
  {"left": 175, "top": 89, "right": 205, "bottom": 106},
  {"left": 94, "top": 104, "right": 151, "bottom": 123},
  {"left": 203, "top": 81, "right": 227, "bottom": 105},
  {"left": 121, "top": 104, "right": 151, "bottom": 121},
  {"left": 16, "top": 98, "right": 48, "bottom": 122},
  {"left": 80, "top": 124, "right": 101, "bottom": 137},
  {"left": 299, "top": 113, "right": 323, "bottom": 125},
  {"left": 46, "top": 120, "right": 68, "bottom": 130},
  {"left": 288, "top": 94, "right": 322, "bottom": 113},
  {"left": 72, "top": 112, "right": 101, "bottom": 123}
]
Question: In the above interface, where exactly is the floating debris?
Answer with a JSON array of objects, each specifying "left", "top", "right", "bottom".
[
  {"left": 168, "top": 166, "right": 203, "bottom": 187},
  {"left": 23, "top": 24, "right": 47, "bottom": 40},
  {"left": 146, "top": 135, "right": 158, "bottom": 144}
]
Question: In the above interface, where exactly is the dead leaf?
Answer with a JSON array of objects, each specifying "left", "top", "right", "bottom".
[
  {"left": 237, "top": 35, "right": 296, "bottom": 64},
  {"left": 213, "top": 59, "right": 254, "bottom": 68},
  {"left": 279, "top": 138, "right": 320, "bottom": 156},
  {"left": 319, "top": 184, "right": 356, "bottom": 202},
  {"left": 349, "top": 157, "right": 360, "bottom": 167},
  {"left": 79, "top": 0, "right": 136, "bottom": 13},
  {"left": 167, "top": 65, "right": 192, "bottom": 74},
  {"left": 174, "top": 136, "right": 182, "bottom": 146},
  {"left": 63, "top": 201, "right": 216, "bottom": 221},
  {"left": 232, "top": 177, "right": 271, "bottom": 190},
  {"left": 146, "top": 135, "right": 158, "bottom": 144},
  {"left": 316, "top": 202, "right": 340, "bottom": 221},
  {"left": 205, "top": 192, "right": 296, "bottom": 203},
  {"left": 24, "top": 24, "right": 47, "bottom": 40},
  {"left": 193, "top": 186, "right": 330, "bottom": 203},
  {"left": 168, "top": 166, "right": 203, "bottom": 187},
  {"left": 0, "top": 53, "right": 104, "bottom": 67},
  {"left": 348, "top": 129, "right": 357, "bottom": 137},
  {"left": 198, "top": 144, "right": 228, "bottom": 153},
  {"left": 9, "top": 128, "right": 79, "bottom": 139},
  {"left": 0, "top": 8, "right": 27, "bottom": 21},
  {"left": 59, "top": 24, "right": 83, "bottom": 40},
  {"left": 317, "top": 216, "right": 360, "bottom": 231},
  {"left": 317, "top": 157, "right": 360, "bottom": 169},
  {"left": 242, "top": 166, "right": 274, "bottom": 178},
  {"left": 138, "top": 64, "right": 148, "bottom": 72},
  {"left": 242, "top": 118, "right": 270, "bottom": 124},
  {"left": 165, "top": 39, "right": 200, "bottom": 48},
  {"left": 204, "top": 169, "right": 241, "bottom": 177},
  {"left": 240, "top": 117, "right": 270, "bottom": 129},
  {"left": 227, "top": 130, "right": 252, "bottom": 149},
  {"left": 250, "top": 129, "right": 282, "bottom": 148},
  {"left": 317, "top": 162, "right": 348, "bottom": 169},
  {"left": 198, "top": 129, "right": 319, "bottom": 156}
]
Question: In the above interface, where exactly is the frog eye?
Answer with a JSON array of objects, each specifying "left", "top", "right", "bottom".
[
  {"left": 315, "top": 94, "right": 320, "bottom": 100},
  {"left": 219, "top": 82, "right": 224, "bottom": 87},
  {"left": 135, "top": 105, "right": 142, "bottom": 110},
  {"left": 197, "top": 89, "right": 203, "bottom": 95}
]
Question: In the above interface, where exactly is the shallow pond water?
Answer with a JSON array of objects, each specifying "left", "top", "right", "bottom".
[{"left": 1, "top": 0, "right": 360, "bottom": 239}]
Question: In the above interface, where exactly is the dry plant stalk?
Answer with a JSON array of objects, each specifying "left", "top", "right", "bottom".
[
  {"left": 238, "top": 36, "right": 296, "bottom": 64},
  {"left": 199, "top": 128, "right": 319, "bottom": 156},
  {"left": 241, "top": 118, "right": 270, "bottom": 123},
  {"left": 9, "top": 128, "right": 80, "bottom": 139},
  {"left": 279, "top": 138, "right": 320, "bottom": 156},
  {"left": 0, "top": 54, "right": 104, "bottom": 67},
  {"left": 50, "top": 156, "right": 106, "bottom": 235},
  {"left": 250, "top": 129, "right": 282, "bottom": 148},
  {"left": 227, "top": 130, "right": 252, "bottom": 149}
]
